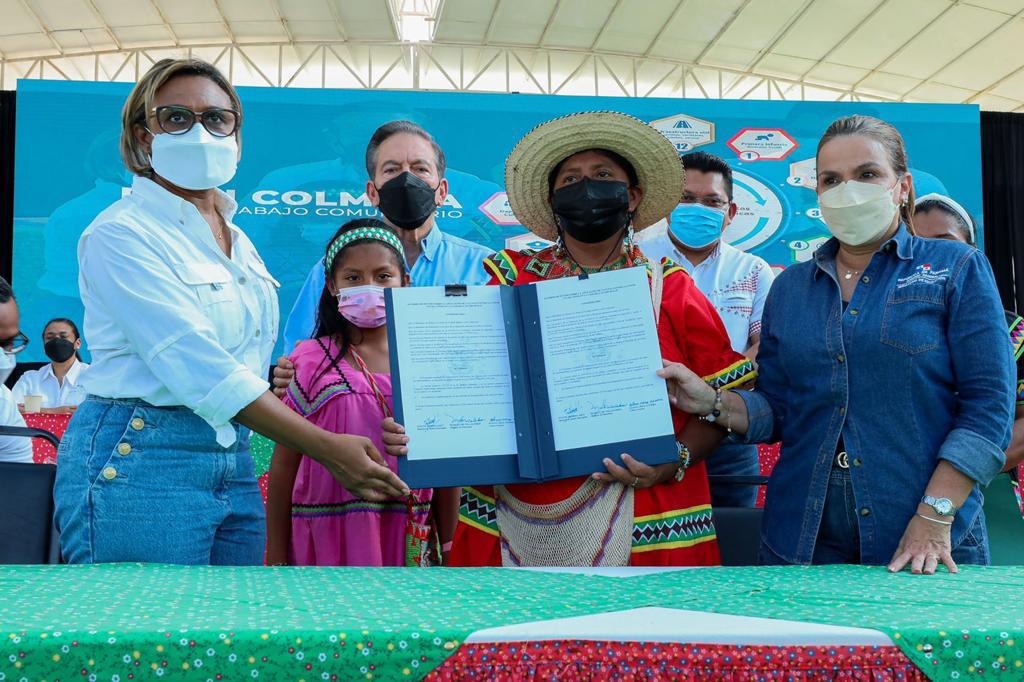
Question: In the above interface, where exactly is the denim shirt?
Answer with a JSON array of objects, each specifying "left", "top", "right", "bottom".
[{"left": 739, "top": 225, "right": 1014, "bottom": 565}]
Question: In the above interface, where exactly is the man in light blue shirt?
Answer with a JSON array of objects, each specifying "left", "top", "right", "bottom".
[{"left": 281, "top": 120, "right": 491, "bottom": 349}]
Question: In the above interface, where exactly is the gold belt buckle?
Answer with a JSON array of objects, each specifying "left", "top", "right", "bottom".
[{"left": 836, "top": 451, "right": 850, "bottom": 469}]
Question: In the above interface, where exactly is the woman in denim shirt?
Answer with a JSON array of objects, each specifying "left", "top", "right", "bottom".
[{"left": 659, "top": 115, "right": 1014, "bottom": 574}]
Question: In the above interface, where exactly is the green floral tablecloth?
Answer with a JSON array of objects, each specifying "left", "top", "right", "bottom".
[{"left": 1, "top": 564, "right": 1022, "bottom": 681}]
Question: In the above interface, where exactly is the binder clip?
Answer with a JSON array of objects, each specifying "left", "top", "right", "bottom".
[{"left": 444, "top": 284, "right": 468, "bottom": 296}]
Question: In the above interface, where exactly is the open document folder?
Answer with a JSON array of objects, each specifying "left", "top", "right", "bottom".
[{"left": 386, "top": 266, "right": 677, "bottom": 488}]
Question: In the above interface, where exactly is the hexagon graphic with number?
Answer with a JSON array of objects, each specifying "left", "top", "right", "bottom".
[
  {"left": 727, "top": 128, "right": 798, "bottom": 162},
  {"left": 506, "top": 232, "right": 552, "bottom": 252},
  {"left": 650, "top": 113, "right": 715, "bottom": 154},
  {"left": 787, "top": 157, "right": 817, "bottom": 190},
  {"left": 479, "top": 191, "right": 521, "bottom": 226}
]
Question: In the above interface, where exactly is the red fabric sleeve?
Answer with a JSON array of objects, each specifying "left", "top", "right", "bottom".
[{"left": 658, "top": 269, "right": 755, "bottom": 387}]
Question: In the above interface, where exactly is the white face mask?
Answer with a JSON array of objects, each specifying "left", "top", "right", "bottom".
[
  {"left": 818, "top": 179, "right": 901, "bottom": 247},
  {"left": 150, "top": 125, "right": 238, "bottom": 190},
  {"left": 0, "top": 351, "right": 15, "bottom": 385}
]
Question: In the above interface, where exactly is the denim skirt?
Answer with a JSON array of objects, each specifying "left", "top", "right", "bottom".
[{"left": 53, "top": 397, "right": 265, "bottom": 565}]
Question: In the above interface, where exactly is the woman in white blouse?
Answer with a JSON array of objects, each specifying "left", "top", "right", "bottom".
[
  {"left": 54, "top": 58, "right": 408, "bottom": 566},
  {"left": 12, "top": 318, "right": 88, "bottom": 414}
]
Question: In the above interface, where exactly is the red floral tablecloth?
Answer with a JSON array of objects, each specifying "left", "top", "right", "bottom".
[
  {"left": 427, "top": 640, "right": 927, "bottom": 681},
  {"left": 22, "top": 412, "right": 72, "bottom": 464},
  {"left": 756, "top": 443, "right": 780, "bottom": 507}
]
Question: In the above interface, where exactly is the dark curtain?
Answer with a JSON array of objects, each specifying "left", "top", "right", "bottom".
[
  {"left": 981, "top": 111, "right": 1024, "bottom": 314},
  {"left": 0, "top": 90, "right": 14, "bottom": 284}
]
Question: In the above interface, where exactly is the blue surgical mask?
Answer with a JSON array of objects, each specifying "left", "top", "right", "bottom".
[{"left": 669, "top": 202, "right": 728, "bottom": 249}]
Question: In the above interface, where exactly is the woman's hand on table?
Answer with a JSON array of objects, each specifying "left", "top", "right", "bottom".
[
  {"left": 593, "top": 453, "right": 674, "bottom": 489},
  {"left": 658, "top": 360, "right": 716, "bottom": 415},
  {"left": 321, "top": 433, "right": 409, "bottom": 501},
  {"left": 381, "top": 417, "right": 410, "bottom": 456},
  {"left": 887, "top": 512, "right": 958, "bottom": 576}
]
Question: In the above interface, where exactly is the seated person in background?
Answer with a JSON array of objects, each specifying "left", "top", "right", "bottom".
[
  {"left": 914, "top": 193, "right": 1024, "bottom": 518},
  {"left": 12, "top": 318, "right": 89, "bottom": 414},
  {"left": 0, "top": 277, "right": 34, "bottom": 464}
]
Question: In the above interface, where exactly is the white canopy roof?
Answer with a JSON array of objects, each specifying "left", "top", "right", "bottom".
[{"left": 2, "top": 0, "right": 1023, "bottom": 110}]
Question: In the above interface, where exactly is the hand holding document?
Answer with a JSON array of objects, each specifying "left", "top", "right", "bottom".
[{"left": 386, "top": 267, "right": 677, "bottom": 488}]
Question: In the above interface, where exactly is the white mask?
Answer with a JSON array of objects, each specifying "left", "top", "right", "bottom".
[
  {"left": 0, "top": 351, "right": 15, "bottom": 385},
  {"left": 818, "top": 179, "right": 901, "bottom": 247},
  {"left": 150, "top": 125, "right": 238, "bottom": 190}
]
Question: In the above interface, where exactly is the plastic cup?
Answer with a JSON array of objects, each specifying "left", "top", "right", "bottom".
[{"left": 22, "top": 395, "right": 43, "bottom": 413}]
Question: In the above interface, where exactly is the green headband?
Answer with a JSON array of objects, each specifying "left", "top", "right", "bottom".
[{"left": 323, "top": 226, "right": 405, "bottom": 269}]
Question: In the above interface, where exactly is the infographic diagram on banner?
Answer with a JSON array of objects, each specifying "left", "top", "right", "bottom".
[
  {"left": 723, "top": 171, "right": 787, "bottom": 252},
  {"left": 11, "top": 82, "right": 984, "bottom": 361}
]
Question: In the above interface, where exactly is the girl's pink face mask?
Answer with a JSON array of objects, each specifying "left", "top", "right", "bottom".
[{"left": 337, "top": 285, "right": 387, "bottom": 328}]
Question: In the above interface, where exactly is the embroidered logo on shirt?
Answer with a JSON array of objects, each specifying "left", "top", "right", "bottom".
[{"left": 896, "top": 263, "right": 950, "bottom": 288}]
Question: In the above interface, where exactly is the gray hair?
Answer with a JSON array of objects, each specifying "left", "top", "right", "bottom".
[{"left": 364, "top": 120, "right": 446, "bottom": 178}]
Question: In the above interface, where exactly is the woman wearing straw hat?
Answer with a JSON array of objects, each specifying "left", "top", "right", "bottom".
[{"left": 383, "top": 111, "right": 756, "bottom": 566}]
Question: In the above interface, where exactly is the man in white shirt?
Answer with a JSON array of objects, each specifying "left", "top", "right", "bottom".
[
  {"left": 0, "top": 277, "right": 35, "bottom": 464},
  {"left": 639, "top": 152, "right": 775, "bottom": 507}
]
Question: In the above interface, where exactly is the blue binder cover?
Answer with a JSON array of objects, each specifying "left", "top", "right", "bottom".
[
  {"left": 388, "top": 271, "right": 678, "bottom": 489},
  {"left": 386, "top": 285, "right": 529, "bottom": 488}
]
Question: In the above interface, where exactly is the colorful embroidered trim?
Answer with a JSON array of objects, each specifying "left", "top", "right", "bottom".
[
  {"left": 459, "top": 487, "right": 499, "bottom": 537},
  {"left": 483, "top": 251, "right": 519, "bottom": 285},
  {"left": 631, "top": 504, "right": 716, "bottom": 554},
  {"left": 703, "top": 358, "right": 757, "bottom": 390},
  {"left": 660, "top": 257, "right": 686, "bottom": 279},
  {"left": 291, "top": 499, "right": 430, "bottom": 518},
  {"left": 286, "top": 377, "right": 352, "bottom": 418},
  {"left": 1009, "top": 314, "right": 1024, "bottom": 361},
  {"left": 324, "top": 225, "right": 404, "bottom": 269},
  {"left": 1017, "top": 379, "right": 1024, "bottom": 406}
]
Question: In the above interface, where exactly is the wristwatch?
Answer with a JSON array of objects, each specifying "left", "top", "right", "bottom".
[
  {"left": 674, "top": 442, "right": 692, "bottom": 482},
  {"left": 921, "top": 495, "right": 958, "bottom": 517}
]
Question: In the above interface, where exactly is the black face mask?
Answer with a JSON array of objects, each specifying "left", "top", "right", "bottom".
[
  {"left": 44, "top": 338, "right": 76, "bottom": 363},
  {"left": 375, "top": 171, "right": 439, "bottom": 230},
  {"left": 551, "top": 178, "right": 632, "bottom": 244}
]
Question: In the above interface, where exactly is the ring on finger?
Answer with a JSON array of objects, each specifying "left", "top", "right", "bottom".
[{"left": 630, "top": 475, "right": 640, "bottom": 488}]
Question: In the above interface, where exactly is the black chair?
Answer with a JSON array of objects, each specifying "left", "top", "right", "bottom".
[
  {"left": 0, "top": 425, "right": 62, "bottom": 564},
  {"left": 708, "top": 474, "right": 768, "bottom": 567}
]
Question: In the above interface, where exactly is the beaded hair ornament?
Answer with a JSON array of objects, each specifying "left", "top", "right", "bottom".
[{"left": 323, "top": 225, "right": 405, "bottom": 269}]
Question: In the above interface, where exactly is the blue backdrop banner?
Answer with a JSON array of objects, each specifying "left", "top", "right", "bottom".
[{"left": 12, "top": 79, "right": 982, "bottom": 362}]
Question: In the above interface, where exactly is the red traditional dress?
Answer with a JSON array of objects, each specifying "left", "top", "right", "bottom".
[{"left": 449, "top": 244, "right": 757, "bottom": 567}]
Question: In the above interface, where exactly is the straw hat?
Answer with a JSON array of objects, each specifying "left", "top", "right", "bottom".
[{"left": 505, "top": 111, "right": 685, "bottom": 242}]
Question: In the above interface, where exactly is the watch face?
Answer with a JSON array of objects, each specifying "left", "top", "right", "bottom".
[{"left": 934, "top": 498, "right": 954, "bottom": 515}]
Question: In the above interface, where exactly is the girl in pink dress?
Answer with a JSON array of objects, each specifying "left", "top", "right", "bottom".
[{"left": 266, "top": 219, "right": 445, "bottom": 566}]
